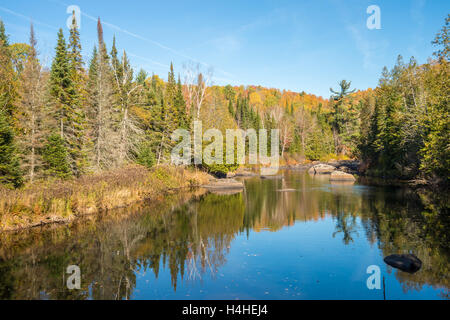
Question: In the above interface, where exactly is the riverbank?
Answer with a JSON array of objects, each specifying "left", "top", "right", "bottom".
[
  {"left": 282, "top": 159, "right": 445, "bottom": 188},
  {"left": 0, "top": 165, "right": 212, "bottom": 232}
]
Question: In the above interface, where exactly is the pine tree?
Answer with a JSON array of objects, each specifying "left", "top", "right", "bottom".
[
  {"left": 175, "top": 75, "right": 188, "bottom": 129},
  {"left": 136, "top": 141, "right": 156, "bottom": 168},
  {"left": 329, "top": 80, "right": 357, "bottom": 155},
  {"left": 0, "top": 19, "right": 16, "bottom": 117},
  {"left": 0, "top": 110, "right": 23, "bottom": 188},
  {"left": 42, "top": 133, "right": 71, "bottom": 179},
  {"left": 68, "top": 12, "right": 83, "bottom": 75},
  {"left": 0, "top": 19, "right": 9, "bottom": 47},
  {"left": 50, "top": 29, "right": 73, "bottom": 138},
  {"left": 0, "top": 21, "right": 22, "bottom": 188},
  {"left": 68, "top": 14, "right": 89, "bottom": 175},
  {"left": 49, "top": 28, "right": 87, "bottom": 176}
]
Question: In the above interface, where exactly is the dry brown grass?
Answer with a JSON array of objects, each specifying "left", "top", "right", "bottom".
[{"left": 0, "top": 165, "right": 212, "bottom": 231}]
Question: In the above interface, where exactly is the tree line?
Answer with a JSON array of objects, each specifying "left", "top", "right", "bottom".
[{"left": 0, "top": 14, "right": 448, "bottom": 188}]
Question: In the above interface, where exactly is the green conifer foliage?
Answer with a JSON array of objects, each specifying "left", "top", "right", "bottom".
[
  {"left": 0, "top": 110, "right": 23, "bottom": 188},
  {"left": 42, "top": 134, "right": 71, "bottom": 179}
]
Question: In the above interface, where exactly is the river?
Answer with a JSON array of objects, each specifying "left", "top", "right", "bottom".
[{"left": 0, "top": 171, "right": 448, "bottom": 300}]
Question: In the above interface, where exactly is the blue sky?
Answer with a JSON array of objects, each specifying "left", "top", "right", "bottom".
[{"left": 0, "top": 0, "right": 448, "bottom": 97}]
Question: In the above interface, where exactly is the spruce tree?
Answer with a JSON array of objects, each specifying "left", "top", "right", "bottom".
[
  {"left": 50, "top": 29, "right": 73, "bottom": 138},
  {"left": 0, "top": 19, "right": 16, "bottom": 117},
  {"left": 0, "top": 110, "right": 23, "bottom": 188},
  {"left": 0, "top": 20, "right": 9, "bottom": 47},
  {"left": 175, "top": 74, "right": 188, "bottom": 129},
  {"left": 68, "top": 15, "right": 89, "bottom": 175},
  {"left": 0, "top": 22, "right": 22, "bottom": 188},
  {"left": 42, "top": 133, "right": 71, "bottom": 179}
]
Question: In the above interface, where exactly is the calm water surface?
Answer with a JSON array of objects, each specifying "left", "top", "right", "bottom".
[{"left": 0, "top": 171, "right": 448, "bottom": 300}]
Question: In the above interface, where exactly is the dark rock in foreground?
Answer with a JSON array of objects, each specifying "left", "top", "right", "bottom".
[{"left": 383, "top": 254, "right": 422, "bottom": 273}]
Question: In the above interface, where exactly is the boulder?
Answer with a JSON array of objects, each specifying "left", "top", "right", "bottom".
[
  {"left": 226, "top": 172, "right": 236, "bottom": 178},
  {"left": 329, "top": 170, "right": 356, "bottom": 182},
  {"left": 384, "top": 254, "right": 422, "bottom": 273},
  {"left": 308, "top": 164, "right": 336, "bottom": 174}
]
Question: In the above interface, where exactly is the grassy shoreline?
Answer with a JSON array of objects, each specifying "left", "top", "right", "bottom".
[{"left": 0, "top": 165, "right": 212, "bottom": 232}]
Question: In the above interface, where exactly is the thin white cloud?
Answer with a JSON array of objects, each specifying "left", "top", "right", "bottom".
[
  {"left": 0, "top": 5, "right": 58, "bottom": 30},
  {"left": 46, "top": 0, "right": 235, "bottom": 79},
  {"left": 348, "top": 25, "right": 373, "bottom": 69}
]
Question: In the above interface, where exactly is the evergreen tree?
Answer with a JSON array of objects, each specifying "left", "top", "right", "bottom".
[
  {"left": 329, "top": 80, "right": 357, "bottom": 155},
  {"left": 68, "top": 14, "right": 89, "bottom": 175},
  {"left": 0, "top": 110, "right": 23, "bottom": 188},
  {"left": 0, "top": 19, "right": 16, "bottom": 117},
  {"left": 136, "top": 141, "right": 156, "bottom": 168},
  {"left": 50, "top": 29, "right": 73, "bottom": 138},
  {"left": 175, "top": 75, "right": 188, "bottom": 129},
  {"left": 0, "top": 19, "right": 9, "bottom": 47},
  {"left": 42, "top": 133, "right": 71, "bottom": 179}
]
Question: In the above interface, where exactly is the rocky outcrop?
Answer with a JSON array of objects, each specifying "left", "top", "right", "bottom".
[
  {"left": 329, "top": 170, "right": 356, "bottom": 181},
  {"left": 308, "top": 164, "right": 336, "bottom": 174},
  {"left": 384, "top": 254, "right": 422, "bottom": 273}
]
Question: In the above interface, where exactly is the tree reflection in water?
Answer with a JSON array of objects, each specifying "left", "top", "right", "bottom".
[{"left": 0, "top": 171, "right": 448, "bottom": 299}]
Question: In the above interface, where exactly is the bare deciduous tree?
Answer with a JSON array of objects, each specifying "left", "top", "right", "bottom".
[{"left": 183, "top": 61, "right": 213, "bottom": 120}]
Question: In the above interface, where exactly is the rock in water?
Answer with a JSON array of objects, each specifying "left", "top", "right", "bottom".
[
  {"left": 202, "top": 179, "right": 244, "bottom": 191},
  {"left": 308, "top": 164, "right": 336, "bottom": 174},
  {"left": 383, "top": 254, "right": 422, "bottom": 273},
  {"left": 260, "top": 174, "right": 284, "bottom": 179},
  {"left": 329, "top": 170, "right": 356, "bottom": 182}
]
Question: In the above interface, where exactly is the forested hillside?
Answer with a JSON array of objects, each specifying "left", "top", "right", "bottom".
[{"left": 0, "top": 14, "right": 448, "bottom": 188}]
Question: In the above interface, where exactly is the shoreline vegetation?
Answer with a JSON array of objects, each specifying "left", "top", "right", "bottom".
[
  {"left": 0, "top": 14, "right": 448, "bottom": 233},
  {"left": 0, "top": 165, "right": 212, "bottom": 232},
  {"left": 2, "top": 159, "right": 446, "bottom": 232}
]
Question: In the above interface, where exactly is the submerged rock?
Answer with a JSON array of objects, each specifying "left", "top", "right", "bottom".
[
  {"left": 384, "top": 254, "right": 422, "bottom": 273},
  {"left": 260, "top": 174, "right": 284, "bottom": 179},
  {"left": 308, "top": 164, "right": 336, "bottom": 174},
  {"left": 329, "top": 170, "right": 356, "bottom": 182},
  {"left": 234, "top": 171, "right": 258, "bottom": 177},
  {"left": 202, "top": 178, "right": 244, "bottom": 191},
  {"left": 210, "top": 189, "right": 243, "bottom": 195}
]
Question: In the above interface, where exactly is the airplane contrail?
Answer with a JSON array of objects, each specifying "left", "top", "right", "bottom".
[
  {"left": 0, "top": 4, "right": 169, "bottom": 70},
  {"left": 46, "top": 0, "right": 235, "bottom": 79},
  {"left": 0, "top": 5, "right": 58, "bottom": 30}
]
